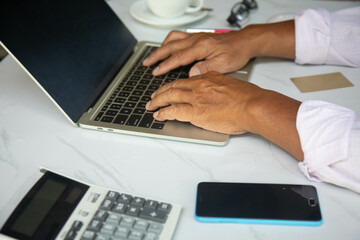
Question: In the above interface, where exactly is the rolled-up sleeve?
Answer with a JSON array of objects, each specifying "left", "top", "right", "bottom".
[
  {"left": 295, "top": 6, "right": 360, "bottom": 67},
  {"left": 297, "top": 100, "right": 360, "bottom": 193}
]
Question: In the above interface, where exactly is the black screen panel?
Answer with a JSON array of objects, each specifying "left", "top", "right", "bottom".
[{"left": 0, "top": 0, "right": 137, "bottom": 123}]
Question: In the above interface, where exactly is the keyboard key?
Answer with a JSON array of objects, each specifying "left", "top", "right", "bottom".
[
  {"left": 110, "top": 104, "right": 122, "bottom": 110},
  {"left": 129, "top": 96, "right": 140, "bottom": 102},
  {"left": 114, "top": 98, "right": 126, "bottom": 104},
  {"left": 126, "top": 114, "right": 142, "bottom": 126},
  {"left": 124, "top": 102, "right": 136, "bottom": 108},
  {"left": 113, "top": 115, "right": 128, "bottom": 125},
  {"left": 119, "top": 92, "right": 130, "bottom": 97},
  {"left": 137, "top": 102, "right": 147, "bottom": 109},
  {"left": 95, "top": 112, "right": 104, "bottom": 121},
  {"left": 151, "top": 122, "right": 165, "bottom": 130},
  {"left": 120, "top": 108, "right": 132, "bottom": 115},
  {"left": 105, "top": 110, "right": 118, "bottom": 116},
  {"left": 132, "top": 90, "right": 144, "bottom": 96},
  {"left": 135, "top": 85, "right": 146, "bottom": 90},
  {"left": 139, "top": 113, "right": 154, "bottom": 128},
  {"left": 100, "top": 116, "right": 114, "bottom": 123},
  {"left": 133, "top": 108, "right": 145, "bottom": 115}
]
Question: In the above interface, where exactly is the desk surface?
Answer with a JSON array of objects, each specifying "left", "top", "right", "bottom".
[{"left": 1, "top": 0, "right": 360, "bottom": 239}]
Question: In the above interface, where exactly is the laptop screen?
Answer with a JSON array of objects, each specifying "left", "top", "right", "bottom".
[{"left": 0, "top": 0, "right": 137, "bottom": 123}]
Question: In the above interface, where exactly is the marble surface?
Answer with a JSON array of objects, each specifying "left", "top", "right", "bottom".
[{"left": 1, "top": 0, "right": 360, "bottom": 239}]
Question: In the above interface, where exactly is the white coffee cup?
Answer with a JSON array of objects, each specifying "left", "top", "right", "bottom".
[{"left": 146, "top": 0, "right": 204, "bottom": 18}]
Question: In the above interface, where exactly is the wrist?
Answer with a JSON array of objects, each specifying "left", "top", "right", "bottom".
[{"left": 242, "top": 20, "right": 295, "bottom": 59}]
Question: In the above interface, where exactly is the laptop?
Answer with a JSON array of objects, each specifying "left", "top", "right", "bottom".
[{"left": 0, "top": 0, "right": 250, "bottom": 146}]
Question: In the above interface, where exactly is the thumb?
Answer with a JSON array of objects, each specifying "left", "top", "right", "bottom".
[{"left": 189, "top": 59, "right": 226, "bottom": 77}]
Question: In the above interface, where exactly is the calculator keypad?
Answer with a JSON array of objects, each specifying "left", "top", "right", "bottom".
[{"left": 79, "top": 191, "right": 172, "bottom": 240}]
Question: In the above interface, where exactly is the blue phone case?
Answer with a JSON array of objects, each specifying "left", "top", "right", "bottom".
[
  {"left": 195, "top": 214, "right": 323, "bottom": 226},
  {"left": 195, "top": 182, "right": 323, "bottom": 226}
]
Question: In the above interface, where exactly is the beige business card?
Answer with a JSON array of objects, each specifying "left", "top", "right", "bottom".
[{"left": 291, "top": 72, "right": 353, "bottom": 93}]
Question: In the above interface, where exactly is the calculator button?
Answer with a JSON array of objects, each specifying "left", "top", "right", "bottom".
[
  {"left": 118, "top": 194, "right": 132, "bottom": 204},
  {"left": 143, "top": 200, "right": 158, "bottom": 210},
  {"left": 143, "top": 232, "right": 159, "bottom": 240},
  {"left": 93, "top": 210, "right": 108, "bottom": 221},
  {"left": 114, "top": 226, "right": 130, "bottom": 238},
  {"left": 148, "top": 223, "right": 163, "bottom": 234},
  {"left": 139, "top": 209, "right": 167, "bottom": 223},
  {"left": 99, "top": 199, "right": 114, "bottom": 210},
  {"left": 70, "top": 220, "right": 83, "bottom": 231},
  {"left": 87, "top": 219, "right": 102, "bottom": 232},
  {"left": 133, "top": 220, "right": 149, "bottom": 231},
  {"left": 81, "top": 230, "right": 96, "bottom": 240},
  {"left": 128, "top": 230, "right": 143, "bottom": 240},
  {"left": 112, "top": 202, "right": 127, "bottom": 214},
  {"left": 65, "top": 230, "right": 77, "bottom": 240},
  {"left": 158, "top": 203, "right": 172, "bottom": 213},
  {"left": 106, "top": 191, "right": 119, "bottom": 201}
]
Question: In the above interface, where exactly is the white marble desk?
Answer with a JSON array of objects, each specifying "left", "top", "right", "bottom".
[{"left": 1, "top": 0, "right": 360, "bottom": 239}]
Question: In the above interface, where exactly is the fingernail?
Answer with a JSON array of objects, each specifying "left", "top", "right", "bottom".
[
  {"left": 153, "top": 66, "right": 160, "bottom": 75},
  {"left": 190, "top": 67, "right": 201, "bottom": 77},
  {"left": 153, "top": 111, "right": 159, "bottom": 118},
  {"left": 146, "top": 101, "right": 151, "bottom": 109},
  {"left": 143, "top": 57, "right": 149, "bottom": 65}
]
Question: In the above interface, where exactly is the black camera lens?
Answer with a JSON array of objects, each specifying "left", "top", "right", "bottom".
[{"left": 308, "top": 198, "right": 316, "bottom": 207}]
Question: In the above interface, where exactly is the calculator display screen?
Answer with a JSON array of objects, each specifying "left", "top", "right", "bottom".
[
  {"left": 0, "top": 171, "right": 89, "bottom": 240},
  {"left": 11, "top": 179, "right": 67, "bottom": 236}
]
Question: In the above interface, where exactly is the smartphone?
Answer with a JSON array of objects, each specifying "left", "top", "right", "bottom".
[{"left": 195, "top": 182, "right": 322, "bottom": 226}]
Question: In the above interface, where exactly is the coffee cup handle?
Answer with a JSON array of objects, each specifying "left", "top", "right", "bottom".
[{"left": 185, "top": 0, "right": 204, "bottom": 13}]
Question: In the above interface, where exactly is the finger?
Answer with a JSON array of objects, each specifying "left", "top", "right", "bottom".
[
  {"left": 151, "top": 77, "right": 201, "bottom": 99},
  {"left": 152, "top": 45, "right": 209, "bottom": 76},
  {"left": 146, "top": 88, "right": 193, "bottom": 111},
  {"left": 153, "top": 104, "right": 194, "bottom": 122},
  {"left": 162, "top": 30, "right": 189, "bottom": 45},
  {"left": 143, "top": 32, "right": 193, "bottom": 67},
  {"left": 189, "top": 57, "right": 233, "bottom": 77}
]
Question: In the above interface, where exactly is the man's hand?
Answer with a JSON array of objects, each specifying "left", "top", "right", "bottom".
[
  {"left": 142, "top": 20, "right": 295, "bottom": 77},
  {"left": 146, "top": 71, "right": 303, "bottom": 160},
  {"left": 142, "top": 30, "right": 255, "bottom": 77},
  {"left": 146, "top": 72, "right": 264, "bottom": 134}
]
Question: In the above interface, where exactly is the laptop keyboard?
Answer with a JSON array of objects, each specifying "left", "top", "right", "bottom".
[{"left": 94, "top": 46, "right": 191, "bottom": 130}]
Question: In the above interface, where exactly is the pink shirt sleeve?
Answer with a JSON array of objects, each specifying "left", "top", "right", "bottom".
[
  {"left": 294, "top": 6, "right": 360, "bottom": 67},
  {"left": 297, "top": 100, "right": 360, "bottom": 193}
]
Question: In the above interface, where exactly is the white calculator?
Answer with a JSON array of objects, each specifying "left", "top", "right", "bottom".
[{"left": 0, "top": 168, "right": 181, "bottom": 240}]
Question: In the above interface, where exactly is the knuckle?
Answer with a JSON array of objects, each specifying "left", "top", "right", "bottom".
[{"left": 196, "top": 36, "right": 216, "bottom": 46}]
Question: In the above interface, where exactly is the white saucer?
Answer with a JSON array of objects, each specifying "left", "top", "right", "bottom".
[{"left": 130, "top": 1, "right": 208, "bottom": 28}]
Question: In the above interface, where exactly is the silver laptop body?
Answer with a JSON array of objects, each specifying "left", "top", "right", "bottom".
[{"left": 0, "top": 0, "right": 250, "bottom": 146}]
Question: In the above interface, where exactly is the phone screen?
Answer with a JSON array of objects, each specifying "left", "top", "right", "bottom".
[{"left": 195, "top": 182, "right": 322, "bottom": 226}]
